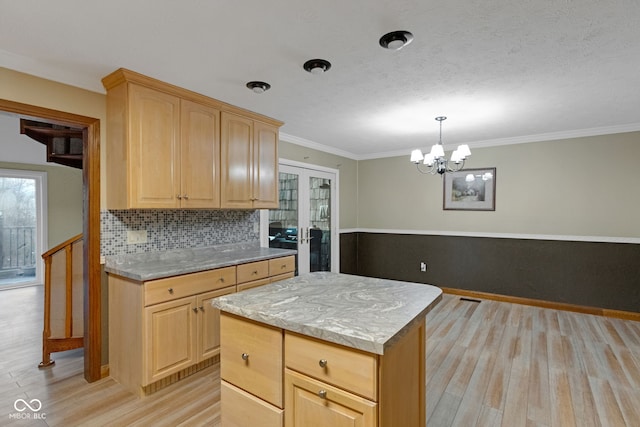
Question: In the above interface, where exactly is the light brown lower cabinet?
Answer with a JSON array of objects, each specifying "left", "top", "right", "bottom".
[
  {"left": 221, "top": 381, "right": 284, "bottom": 427},
  {"left": 109, "top": 255, "right": 295, "bottom": 396},
  {"left": 219, "top": 311, "right": 426, "bottom": 427},
  {"left": 285, "top": 369, "right": 377, "bottom": 426}
]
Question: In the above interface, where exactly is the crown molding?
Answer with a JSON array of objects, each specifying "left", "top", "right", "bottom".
[
  {"left": 279, "top": 132, "right": 359, "bottom": 160},
  {"left": 358, "top": 123, "right": 640, "bottom": 160}
]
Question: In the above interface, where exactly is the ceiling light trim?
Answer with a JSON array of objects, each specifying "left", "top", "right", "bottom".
[
  {"left": 246, "top": 81, "right": 271, "bottom": 93},
  {"left": 303, "top": 59, "right": 332, "bottom": 74},
  {"left": 379, "top": 30, "right": 414, "bottom": 50}
]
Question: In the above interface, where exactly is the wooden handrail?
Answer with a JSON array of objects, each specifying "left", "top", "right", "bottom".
[
  {"left": 41, "top": 233, "right": 83, "bottom": 258},
  {"left": 39, "top": 234, "right": 84, "bottom": 368}
]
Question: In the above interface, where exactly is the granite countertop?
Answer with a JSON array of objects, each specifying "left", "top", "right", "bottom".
[
  {"left": 212, "top": 272, "right": 442, "bottom": 355},
  {"left": 104, "top": 242, "right": 297, "bottom": 281}
]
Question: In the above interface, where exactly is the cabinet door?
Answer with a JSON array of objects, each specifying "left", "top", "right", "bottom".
[
  {"left": 221, "top": 112, "right": 254, "bottom": 208},
  {"left": 285, "top": 369, "right": 377, "bottom": 427},
  {"left": 252, "top": 121, "right": 279, "bottom": 208},
  {"left": 221, "top": 313, "right": 283, "bottom": 408},
  {"left": 196, "top": 286, "right": 235, "bottom": 361},
  {"left": 181, "top": 99, "right": 221, "bottom": 208},
  {"left": 222, "top": 380, "right": 283, "bottom": 427},
  {"left": 129, "top": 84, "right": 181, "bottom": 208},
  {"left": 144, "top": 297, "right": 196, "bottom": 384}
]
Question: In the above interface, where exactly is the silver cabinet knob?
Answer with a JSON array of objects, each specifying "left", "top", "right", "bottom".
[
  {"left": 199, "top": 306, "right": 204, "bottom": 312},
  {"left": 241, "top": 353, "right": 249, "bottom": 361},
  {"left": 176, "top": 195, "right": 182, "bottom": 199},
  {"left": 319, "top": 359, "right": 328, "bottom": 368},
  {"left": 168, "top": 288, "right": 174, "bottom": 294},
  {"left": 183, "top": 194, "right": 189, "bottom": 199},
  {"left": 318, "top": 390, "right": 327, "bottom": 399},
  {"left": 192, "top": 307, "right": 198, "bottom": 313}
]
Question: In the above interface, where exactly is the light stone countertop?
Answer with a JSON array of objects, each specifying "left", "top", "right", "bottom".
[
  {"left": 104, "top": 242, "right": 297, "bottom": 281},
  {"left": 211, "top": 272, "right": 442, "bottom": 355}
]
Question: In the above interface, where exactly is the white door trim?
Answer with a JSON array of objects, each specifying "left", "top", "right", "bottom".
[
  {"left": 260, "top": 161, "right": 340, "bottom": 273},
  {"left": 0, "top": 168, "right": 48, "bottom": 286}
]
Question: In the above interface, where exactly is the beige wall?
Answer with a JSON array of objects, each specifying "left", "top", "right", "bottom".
[
  {"left": 0, "top": 161, "right": 83, "bottom": 247},
  {"left": 358, "top": 132, "right": 640, "bottom": 238},
  {"left": 278, "top": 140, "right": 358, "bottom": 229},
  {"left": 0, "top": 67, "right": 107, "bottom": 205}
]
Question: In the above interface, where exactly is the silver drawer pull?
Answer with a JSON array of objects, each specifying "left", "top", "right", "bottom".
[
  {"left": 318, "top": 390, "right": 327, "bottom": 399},
  {"left": 241, "top": 353, "right": 249, "bottom": 361},
  {"left": 168, "top": 288, "right": 174, "bottom": 294},
  {"left": 319, "top": 359, "right": 328, "bottom": 368}
]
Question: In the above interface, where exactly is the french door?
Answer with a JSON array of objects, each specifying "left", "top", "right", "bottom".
[{"left": 265, "top": 162, "right": 338, "bottom": 274}]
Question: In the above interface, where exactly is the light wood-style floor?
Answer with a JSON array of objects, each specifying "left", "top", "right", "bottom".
[{"left": 1, "top": 287, "right": 639, "bottom": 426}]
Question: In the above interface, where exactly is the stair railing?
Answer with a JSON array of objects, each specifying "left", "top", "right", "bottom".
[{"left": 39, "top": 234, "right": 84, "bottom": 367}]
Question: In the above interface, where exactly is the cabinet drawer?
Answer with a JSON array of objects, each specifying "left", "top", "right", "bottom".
[
  {"left": 237, "top": 260, "right": 269, "bottom": 284},
  {"left": 144, "top": 266, "right": 236, "bottom": 306},
  {"left": 285, "top": 332, "right": 378, "bottom": 401},
  {"left": 284, "top": 369, "right": 377, "bottom": 427},
  {"left": 222, "top": 380, "right": 283, "bottom": 427},
  {"left": 221, "top": 313, "right": 283, "bottom": 408},
  {"left": 269, "top": 256, "right": 295, "bottom": 276},
  {"left": 237, "top": 278, "right": 271, "bottom": 292}
]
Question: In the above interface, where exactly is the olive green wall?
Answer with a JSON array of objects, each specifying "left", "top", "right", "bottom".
[
  {"left": 278, "top": 140, "right": 358, "bottom": 229},
  {"left": 357, "top": 132, "right": 640, "bottom": 239},
  {"left": 0, "top": 161, "right": 83, "bottom": 247}
]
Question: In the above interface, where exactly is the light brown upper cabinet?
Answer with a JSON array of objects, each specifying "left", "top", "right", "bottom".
[
  {"left": 102, "top": 68, "right": 282, "bottom": 209},
  {"left": 221, "top": 112, "right": 279, "bottom": 209}
]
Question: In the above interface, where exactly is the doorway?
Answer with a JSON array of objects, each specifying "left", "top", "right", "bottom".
[
  {"left": 0, "top": 99, "right": 101, "bottom": 382},
  {"left": 0, "top": 169, "right": 47, "bottom": 289},
  {"left": 266, "top": 160, "right": 339, "bottom": 274}
]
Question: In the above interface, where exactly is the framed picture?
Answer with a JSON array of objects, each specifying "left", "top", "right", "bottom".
[{"left": 443, "top": 167, "right": 496, "bottom": 211}]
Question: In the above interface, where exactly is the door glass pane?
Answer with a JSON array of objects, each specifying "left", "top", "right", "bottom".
[
  {"left": 0, "top": 177, "right": 37, "bottom": 288},
  {"left": 309, "top": 177, "right": 331, "bottom": 272},
  {"left": 269, "top": 172, "right": 299, "bottom": 274}
]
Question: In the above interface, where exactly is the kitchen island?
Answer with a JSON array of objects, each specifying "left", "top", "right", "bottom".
[{"left": 212, "top": 272, "right": 442, "bottom": 427}]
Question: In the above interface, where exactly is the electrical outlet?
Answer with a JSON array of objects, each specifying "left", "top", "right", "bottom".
[
  {"left": 127, "top": 230, "right": 148, "bottom": 244},
  {"left": 420, "top": 262, "right": 427, "bottom": 272}
]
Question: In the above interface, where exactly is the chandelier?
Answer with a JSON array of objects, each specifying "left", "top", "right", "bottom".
[{"left": 410, "top": 116, "right": 471, "bottom": 175}]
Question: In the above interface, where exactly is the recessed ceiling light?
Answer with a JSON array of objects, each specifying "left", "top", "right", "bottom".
[
  {"left": 379, "top": 30, "right": 414, "bottom": 50},
  {"left": 246, "top": 81, "right": 271, "bottom": 94},
  {"left": 303, "top": 59, "right": 332, "bottom": 74}
]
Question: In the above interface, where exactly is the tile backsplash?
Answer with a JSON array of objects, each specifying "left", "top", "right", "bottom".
[{"left": 100, "top": 209, "right": 259, "bottom": 256}]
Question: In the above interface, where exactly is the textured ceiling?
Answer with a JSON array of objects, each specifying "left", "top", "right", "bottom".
[{"left": 1, "top": 0, "right": 639, "bottom": 159}]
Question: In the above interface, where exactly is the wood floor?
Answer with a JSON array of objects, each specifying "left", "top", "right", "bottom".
[{"left": 1, "top": 287, "right": 639, "bottom": 426}]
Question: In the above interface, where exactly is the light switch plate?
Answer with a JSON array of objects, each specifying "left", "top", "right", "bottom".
[{"left": 127, "top": 230, "right": 148, "bottom": 244}]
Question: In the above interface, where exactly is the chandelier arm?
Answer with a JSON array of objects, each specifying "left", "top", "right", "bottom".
[
  {"left": 447, "top": 158, "right": 466, "bottom": 173},
  {"left": 415, "top": 162, "right": 436, "bottom": 175}
]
